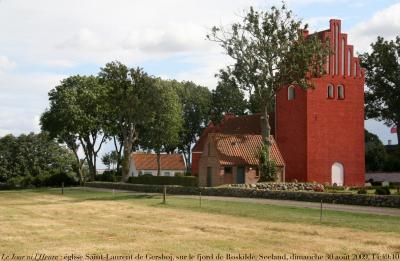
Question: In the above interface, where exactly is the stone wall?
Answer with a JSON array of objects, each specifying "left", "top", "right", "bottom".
[{"left": 86, "top": 182, "right": 400, "bottom": 208}]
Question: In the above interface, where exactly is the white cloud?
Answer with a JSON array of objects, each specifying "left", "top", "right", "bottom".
[
  {"left": 0, "top": 72, "right": 65, "bottom": 136},
  {"left": 349, "top": 3, "right": 400, "bottom": 53},
  {"left": 123, "top": 23, "right": 211, "bottom": 55},
  {"left": 56, "top": 28, "right": 108, "bottom": 52},
  {"left": 0, "top": 56, "right": 15, "bottom": 73}
]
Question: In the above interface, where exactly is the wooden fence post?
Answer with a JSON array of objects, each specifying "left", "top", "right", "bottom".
[
  {"left": 320, "top": 200, "right": 323, "bottom": 223},
  {"left": 163, "top": 185, "right": 166, "bottom": 204}
]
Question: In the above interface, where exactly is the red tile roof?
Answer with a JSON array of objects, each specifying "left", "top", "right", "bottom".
[
  {"left": 193, "top": 113, "right": 275, "bottom": 152},
  {"left": 211, "top": 134, "right": 284, "bottom": 167},
  {"left": 131, "top": 153, "right": 186, "bottom": 170}
]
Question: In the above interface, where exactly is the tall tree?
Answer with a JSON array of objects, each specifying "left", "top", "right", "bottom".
[
  {"left": 99, "top": 61, "right": 156, "bottom": 182},
  {"left": 211, "top": 71, "right": 248, "bottom": 123},
  {"left": 207, "top": 4, "right": 329, "bottom": 179},
  {"left": 360, "top": 36, "right": 400, "bottom": 144},
  {"left": 140, "top": 79, "right": 183, "bottom": 176},
  {"left": 41, "top": 75, "right": 107, "bottom": 182},
  {"left": 174, "top": 81, "right": 212, "bottom": 172},
  {"left": 365, "top": 129, "right": 387, "bottom": 171}
]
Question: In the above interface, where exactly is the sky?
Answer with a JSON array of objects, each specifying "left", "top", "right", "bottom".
[{"left": 0, "top": 0, "right": 399, "bottom": 168}]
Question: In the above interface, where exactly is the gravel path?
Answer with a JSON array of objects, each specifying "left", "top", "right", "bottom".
[{"left": 76, "top": 187, "right": 400, "bottom": 217}]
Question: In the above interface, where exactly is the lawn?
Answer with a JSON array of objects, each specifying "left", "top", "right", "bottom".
[{"left": 0, "top": 188, "right": 399, "bottom": 260}]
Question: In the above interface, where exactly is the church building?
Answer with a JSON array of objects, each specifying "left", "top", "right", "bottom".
[{"left": 193, "top": 19, "right": 365, "bottom": 187}]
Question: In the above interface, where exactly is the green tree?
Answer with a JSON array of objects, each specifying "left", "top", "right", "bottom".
[
  {"left": 207, "top": 4, "right": 329, "bottom": 180},
  {"left": 0, "top": 132, "right": 76, "bottom": 186},
  {"left": 365, "top": 130, "right": 387, "bottom": 172},
  {"left": 360, "top": 36, "right": 400, "bottom": 144},
  {"left": 101, "top": 151, "right": 120, "bottom": 171},
  {"left": 41, "top": 75, "right": 107, "bottom": 182},
  {"left": 140, "top": 79, "right": 183, "bottom": 176},
  {"left": 99, "top": 61, "right": 156, "bottom": 182},
  {"left": 211, "top": 71, "right": 248, "bottom": 123},
  {"left": 0, "top": 134, "right": 18, "bottom": 182},
  {"left": 174, "top": 81, "right": 212, "bottom": 172}
]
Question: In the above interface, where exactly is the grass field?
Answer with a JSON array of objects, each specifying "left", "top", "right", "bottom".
[{"left": 1, "top": 188, "right": 400, "bottom": 260}]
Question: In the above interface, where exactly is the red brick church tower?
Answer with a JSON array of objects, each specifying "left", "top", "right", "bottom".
[{"left": 276, "top": 19, "right": 365, "bottom": 186}]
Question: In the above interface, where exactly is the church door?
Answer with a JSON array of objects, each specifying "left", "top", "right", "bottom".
[{"left": 331, "top": 162, "right": 344, "bottom": 186}]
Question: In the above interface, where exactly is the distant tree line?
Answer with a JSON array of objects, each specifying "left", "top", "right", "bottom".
[
  {"left": 0, "top": 133, "right": 78, "bottom": 187},
  {"left": 365, "top": 130, "right": 400, "bottom": 172}
]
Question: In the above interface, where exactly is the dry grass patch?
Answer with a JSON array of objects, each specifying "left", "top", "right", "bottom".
[{"left": 0, "top": 188, "right": 399, "bottom": 258}]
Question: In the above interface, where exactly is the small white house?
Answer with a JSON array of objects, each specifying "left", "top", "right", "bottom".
[{"left": 129, "top": 153, "right": 186, "bottom": 177}]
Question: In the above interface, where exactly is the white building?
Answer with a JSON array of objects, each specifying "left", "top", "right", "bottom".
[{"left": 129, "top": 153, "right": 186, "bottom": 177}]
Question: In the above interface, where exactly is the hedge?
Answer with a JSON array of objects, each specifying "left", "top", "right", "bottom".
[
  {"left": 4, "top": 171, "right": 78, "bottom": 188},
  {"left": 86, "top": 182, "right": 400, "bottom": 208},
  {"left": 128, "top": 175, "right": 198, "bottom": 187},
  {"left": 95, "top": 170, "right": 122, "bottom": 182}
]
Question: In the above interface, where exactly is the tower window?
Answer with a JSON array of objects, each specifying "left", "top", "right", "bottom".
[
  {"left": 354, "top": 61, "right": 357, "bottom": 76},
  {"left": 288, "top": 85, "right": 295, "bottom": 100},
  {"left": 338, "top": 85, "right": 345, "bottom": 99},
  {"left": 327, "top": 84, "right": 334, "bottom": 99}
]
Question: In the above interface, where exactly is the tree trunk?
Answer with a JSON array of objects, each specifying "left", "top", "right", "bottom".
[
  {"left": 397, "top": 127, "right": 400, "bottom": 148},
  {"left": 113, "top": 136, "right": 123, "bottom": 174},
  {"left": 121, "top": 137, "right": 133, "bottom": 182},
  {"left": 121, "top": 125, "right": 135, "bottom": 182},
  {"left": 156, "top": 150, "right": 161, "bottom": 176},
  {"left": 187, "top": 144, "right": 192, "bottom": 174},
  {"left": 182, "top": 145, "right": 190, "bottom": 174},
  {"left": 260, "top": 103, "right": 271, "bottom": 146},
  {"left": 89, "top": 153, "right": 96, "bottom": 181},
  {"left": 72, "top": 148, "right": 85, "bottom": 185},
  {"left": 80, "top": 137, "right": 96, "bottom": 181},
  {"left": 260, "top": 103, "right": 271, "bottom": 181}
]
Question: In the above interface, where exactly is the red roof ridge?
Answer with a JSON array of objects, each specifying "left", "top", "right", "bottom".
[{"left": 131, "top": 153, "right": 186, "bottom": 170}]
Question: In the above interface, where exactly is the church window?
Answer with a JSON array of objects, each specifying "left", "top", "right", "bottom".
[
  {"left": 338, "top": 85, "right": 345, "bottom": 99},
  {"left": 288, "top": 85, "right": 295, "bottom": 100},
  {"left": 327, "top": 84, "right": 334, "bottom": 99}
]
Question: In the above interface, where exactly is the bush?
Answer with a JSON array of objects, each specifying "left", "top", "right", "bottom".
[
  {"left": 34, "top": 171, "right": 77, "bottom": 187},
  {"left": 95, "top": 170, "right": 121, "bottom": 182},
  {"left": 357, "top": 188, "right": 368, "bottom": 194},
  {"left": 46, "top": 171, "right": 77, "bottom": 187},
  {"left": 375, "top": 187, "right": 391, "bottom": 195},
  {"left": 313, "top": 186, "right": 324, "bottom": 192},
  {"left": 174, "top": 172, "right": 184, "bottom": 177},
  {"left": 324, "top": 185, "right": 346, "bottom": 191},
  {"left": 128, "top": 175, "right": 198, "bottom": 187},
  {"left": 6, "top": 171, "right": 78, "bottom": 188},
  {"left": 383, "top": 155, "right": 400, "bottom": 172}
]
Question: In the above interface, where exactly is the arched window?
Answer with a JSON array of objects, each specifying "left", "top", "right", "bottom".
[
  {"left": 354, "top": 61, "right": 357, "bottom": 76},
  {"left": 338, "top": 85, "right": 345, "bottom": 99},
  {"left": 327, "top": 84, "right": 334, "bottom": 99},
  {"left": 288, "top": 85, "right": 295, "bottom": 100}
]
